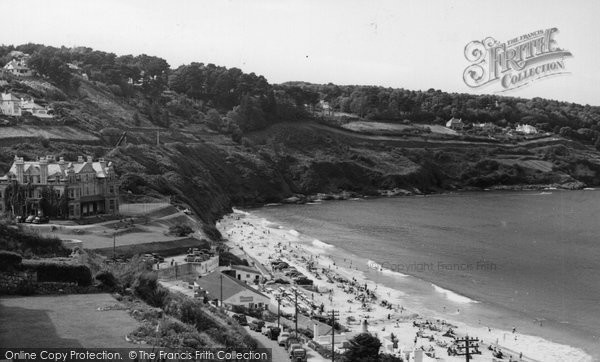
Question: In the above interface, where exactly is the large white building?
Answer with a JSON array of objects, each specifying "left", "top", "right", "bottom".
[{"left": 195, "top": 271, "right": 270, "bottom": 309}]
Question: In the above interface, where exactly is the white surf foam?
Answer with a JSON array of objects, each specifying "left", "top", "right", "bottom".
[
  {"left": 312, "top": 239, "right": 334, "bottom": 248},
  {"left": 432, "top": 284, "right": 478, "bottom": 304},
  {"left": 288, "top": 229, "right": 300, "bottom": 237}
]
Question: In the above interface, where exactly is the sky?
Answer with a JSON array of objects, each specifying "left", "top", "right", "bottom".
[{"left": 1, "top": 0, "right": 599, "bottom": 105}]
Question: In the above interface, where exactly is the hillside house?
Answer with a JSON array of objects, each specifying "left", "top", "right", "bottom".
[
  {"left": 0, "top": 92, "right": 53, "bottom": 118},
  {"left": 0, "top": 155, "right": 119, "bottom": 219},
  {"left": 515, "top": 124, "right": 538, "bottom": 134},
  {"left": 195, "top": 271, "right": 270, "bottom": 309},
  {"left": 0, "top": 92, "right": 22, "bottom": 116},
  {"left": 3, "top": 59, "right": 33, "bottom": 77},
  {"left": 445, "top": 117, "right": 464, "bottom": 130}
]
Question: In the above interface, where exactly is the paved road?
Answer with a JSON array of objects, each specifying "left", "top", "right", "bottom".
[{"left": 245, "top": 326, "right": 291, "bottom": 362}]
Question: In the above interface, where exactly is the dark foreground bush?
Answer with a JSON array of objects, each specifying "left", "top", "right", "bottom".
[
  {"left": 133, "top": 272, "right": 170, "bottom": 308},
  {"left": 0, "top": 250, "right": 23, "bottom": 270},
  {"left": 27, "top": 262, "right": 93, "bottom": 286},
  {"left": 95, "top": 270, "right": 118, "bottom": 290}
]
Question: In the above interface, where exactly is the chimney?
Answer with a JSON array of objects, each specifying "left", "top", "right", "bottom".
[
  {"left": 46, "top": 155, "right": 54, "bottom": 162},
  {"left": 99, "top": 157, "right": 106, "bottom": 168},
  {"left": 15, "top": 156, "right": 24, "bottom": 184},
  {"left": 86, "top": 156, "right": 93, "bottom": 163},
  {"left": 39, "top": 157, "right": 48, "bottom": 184},
  {"left": 313, "top": 324, "right": 319, "bottom": 341},
  {"left": 59, "top": 157, "right": 65, "bottom": 165},
  {"left": 77, "top": 156, "right": 84, "bottom": 163}
]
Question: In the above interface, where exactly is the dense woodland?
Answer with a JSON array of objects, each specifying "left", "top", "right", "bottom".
[{"left": 1, "top": 43, "right": 600, "bottom": 146}]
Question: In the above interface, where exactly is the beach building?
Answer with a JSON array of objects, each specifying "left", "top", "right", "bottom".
[
  {"left": 0, "top": 155, "right": 119, "bottom": 219},
  {"left": 515, "top": 124, "right": 538, "bottom": 134},
  {"left": 445, "top": 117, "right": 464, "bottom": 130},
  {"left": 225, "top": 264, "right": 263, "bottom": 284},
  {"left": 194, "top": 271, "right": 270, "bottom": 309}
]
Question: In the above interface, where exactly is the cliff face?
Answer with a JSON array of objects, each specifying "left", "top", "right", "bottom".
[{"left": 2, "top": 79, "right": 600, "bottom": 225}]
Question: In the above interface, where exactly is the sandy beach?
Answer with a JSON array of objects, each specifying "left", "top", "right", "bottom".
[{"left": 217, "top": 209, "right": 593, "bottom": 362}]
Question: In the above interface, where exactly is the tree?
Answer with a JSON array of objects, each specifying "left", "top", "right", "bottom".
[
  {"left": 205, "top": 109, "right": 222, "bottom": 130},
  {"left": 343, "top": 333, "right": 382, "bottom": 362}
]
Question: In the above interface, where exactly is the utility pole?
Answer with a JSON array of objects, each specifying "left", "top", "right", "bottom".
[
  {"left": 276, "top": 295, "right": 282, "bottom": 329},
  {"left": 455, "top": 335, "right": 481, "bottom": 361},
  {"left": 112, "top": 233, "right": 116, "bottom": 260},
  {"left": 329, "top": 309, "right": 339, "bottom": 362},
  {"left": 294, "top": 288, "right": 299, "bottom": 337},
  {"left": 220, "top": 274, "right": 223, "bottom": 308}
]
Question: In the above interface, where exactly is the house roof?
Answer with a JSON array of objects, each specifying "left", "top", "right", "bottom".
[
  {"left": 6, "top": 157, "right": 113, "bottom": 180},
  {"left": 230, "top": 265, "right": 262, "bottom": 274},
  {"left": 195, "top": 271, "right": 269, "bottom": 301},
  {"left": 1, "top": 93, "right": 20, "bottom": 102}
]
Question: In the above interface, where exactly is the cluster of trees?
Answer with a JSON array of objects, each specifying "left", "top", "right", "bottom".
[
  {"left": 287, "top": 82, "right": 600, "bottom": 140},
  {"left": 2, "top": 182, "right": 68, "bottom": 218}
]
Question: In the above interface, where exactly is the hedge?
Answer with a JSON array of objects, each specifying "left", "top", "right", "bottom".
[
  {"left": 0, "top": 250, "right": 23, "bottom": 270},
  {"left": 25, "top": 261, "right": 93, "bottom": 286}
]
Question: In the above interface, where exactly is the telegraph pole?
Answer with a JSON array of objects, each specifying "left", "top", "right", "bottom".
[
  {"left": 330, "top": 309, "right": 339, "bottom": 362},
  {"left": 112, "top": 233, "right": 116, "bottom": 260},
  {"left": 276, "top": 295, "right": 282, "bottom": 329},
  {"left": 220, "top": 274, "right": 223, "bottom": 308},
  {"left": 455, "top": 335, "right": 481, "bottom": 361},
  {"left": 294, "top": 288, "right": 299, "bottom": 336}
]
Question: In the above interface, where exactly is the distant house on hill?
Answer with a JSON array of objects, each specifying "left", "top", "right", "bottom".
[
  {"left": 0, "top": 92, "right": 22, "bottom": 116},
  {"left": 515, "top": 124, "right": 538, "bottom": 134},
  {"left": 472, "top": 122, "right": 496, "bottom": 131},
  {"left": 0, "top": 92, "right": 53, "bottom": 118},
  {"left": 2, "top": 58, "right": 33, "bottom": 77},
  {"left": 445, "top": 117, "right": 464, "bottom": 130}
]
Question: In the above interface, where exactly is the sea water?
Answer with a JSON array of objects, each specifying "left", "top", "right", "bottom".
[{"left": 251, "top": 190, "right": 600, "bottom": 360}]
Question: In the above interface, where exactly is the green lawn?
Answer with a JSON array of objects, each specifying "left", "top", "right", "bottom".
[{"left": 0, "top": 294, "right": 140, "bottom": 348}]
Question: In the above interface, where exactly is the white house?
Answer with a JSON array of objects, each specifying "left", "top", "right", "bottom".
[
  {"left": 0, "top": 93, "right": 22, "bottom": 116},
  {"left": 445, "top": 117, "right": 464, "bottom": 130},
  {"left": 195, "top": 271, "right": 270, "bottom": 309},
  {"left": 3, "top": 59, "right": 33, "bottom": 77},
  {"left": 227, "top": 264, "right": 263, "bottom": 284},
  {"left": 515, "top": 124, "right": 538, "bottom": 134},
  {"left": 0, "top": 93, "right": 53, "bottom": 118}
]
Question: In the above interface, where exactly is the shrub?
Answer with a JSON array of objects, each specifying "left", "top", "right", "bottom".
[
  {"left": 133, "top": 272, "right": 170, "bottom": 308},
  {"left": 95, "top": 271, "right": 118, "bottom": 290},
  {"left": 0, "top": 250, "right": 23, "bottom": 270},
  {"left": 169, "top": 224, "right": 193, "bottom": 237},
  {"left": 202, "top": 224, "right": 222, "bottom": 241}
]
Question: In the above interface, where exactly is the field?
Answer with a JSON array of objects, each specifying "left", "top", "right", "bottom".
[
  {"left": 0, "top": 125, "right": 99, "bottom": 142},
  {"left": 0, "top": 294, "right": 139, "bottom": 348}
]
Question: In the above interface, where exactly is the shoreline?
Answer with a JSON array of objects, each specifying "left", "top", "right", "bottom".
[{"left": 217, "top": 209, "right": 594, "bottom": 362}]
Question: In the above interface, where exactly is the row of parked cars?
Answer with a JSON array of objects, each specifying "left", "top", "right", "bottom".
[{"left": 15, "top": 215, "right": 49, "bottom": 224}]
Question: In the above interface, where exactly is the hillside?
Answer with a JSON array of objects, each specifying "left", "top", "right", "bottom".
[{"left": 1, "top": 44, "right": 600, "bottom": 228}]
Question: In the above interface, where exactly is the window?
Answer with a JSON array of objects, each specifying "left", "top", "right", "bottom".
[{"left": 109, "top": 199, "right": 115, "bottom": 211}]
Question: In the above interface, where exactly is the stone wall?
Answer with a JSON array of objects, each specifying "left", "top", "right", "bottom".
[
  {"left": 0, "top": 270, "right": 36, "bottom": 294},
  {"left": 0, "top": 270, "right": 94, "bottom": 295}
]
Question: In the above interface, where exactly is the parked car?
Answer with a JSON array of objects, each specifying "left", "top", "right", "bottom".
[
  {"left": 25, "top": 215, "right": 36, "bottom": 223},
  {"left": 249, "top": 320, "right": 265, "bottom": 332},
  {"left": 151, "top": 253, "right": 165, "bottom": 263},
  {"left": 290, "top": 347, "right": 307, "bottom": 362},
  {"left": 15, "top": 215, "right": 25, "bottom": 223},
  {"left": 232, "top": 314, "right": 248, "bottom": 326},
  {"left": 285, "top": 336, "right": 301, "bottom": 351},
  {"left": 32, "top": 216, "right": 49, "bottom": 224},
  {"left": 277, "top": 331, "right": 291, "bottom": 346}
]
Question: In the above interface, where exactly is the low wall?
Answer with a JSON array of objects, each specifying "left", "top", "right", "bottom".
[{"left": 0, "top": 270, "right": 36, "bottom": 294}]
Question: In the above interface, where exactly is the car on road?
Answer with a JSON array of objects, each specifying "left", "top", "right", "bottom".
[
  {"left": 277, "top": 331, "right": 290, "bottom": 346},
  {"left": 25, "top": 215, "right": 36, "bottom": 223},
  {"left": 249, "top": 320, "right": 265, "bottom": 332},
  {"left": 33, "top": 216, "right": 50, "bottom": 224},
  {"left": 232, "top": 314, "right": 248, "bottom": 326},
  {"left": 290, "top": 347, "right": 307, "bottom": 362},
  {"left": 285, "top": 337, "right": 301, "bottom": 351},
  {"left": 15, "top": 215, "right": 25, "bottom": 223}
]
